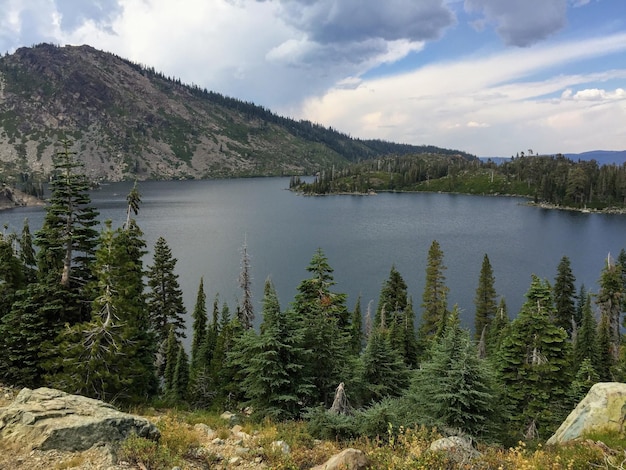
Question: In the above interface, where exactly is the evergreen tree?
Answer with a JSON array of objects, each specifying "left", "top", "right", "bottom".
[
  {"left": 238, "top": 238, "right": 254, "bottom": 329},
  {"left": 191, "top": 278, "right": 208, "bottom": 371},
  {"left": 164, "top": 326, "right": 179, "bottom": 395},
  {"left": 575, "top": 284, "right": 587, "bottom": 328},
  {"left": 350, "top": 296, "right": 364, "bottom": 355},
  {"left": 553, "top": 256, "right": 577, "bottom": 336},
  {"left": 0, "top": 140, "right": 99, "bottom": 387},
  {"left": 146, "top": 236, "right": 187, "bottom": 345},
  {"left": 474, "top": 254, "right": 497, "bottom": 342},
  {"left": 573, "top": 293, "right": 597, "bottom": 367},
  {"left": 496, "top": 275, "right": 571, "bottom": 439},
  {"left": 292, "top": 249, "right": 351, "bottom": 406},
  {"left": 237, "top": 279, "right": 312, "bottom": 420},
  {"left": 44, "top": 217, "right": 157, "bottom": 402},
  {"left": 418, "top": 240, "right": 449, "bottom": 352},
  {"left": 409, "top": 309, "right": 499, "bottom": 437},
  {"left": 359, "top": 326, "right": 409, "bottom": 404},
  {"left": 569, "top": 358, "right": 599, "bottom": 405},
  {"left": 596, "top": 313, "right": 613, "bottom": 381},
  {"left": 375, "top": 265, "right": 408, "bottom": 327},
  {"left": 19, "top": 219, "right": 36, "bottom": 282},
  {"left": 172, "top": 344, "right": 190, "bottom": 402},
  {"left": 0, "top": 232, "right": 25, "bottom": 317},
  {"left": 596, "top": 255, "right": 623, "bottom": 361},
  {"left": 35, "top": 139, "right": 99, "bottom": 291}
]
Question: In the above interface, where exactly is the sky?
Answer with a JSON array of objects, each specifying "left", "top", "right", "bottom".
[{"left": 0, "top": 0, "right": 625, "bottom": 157}]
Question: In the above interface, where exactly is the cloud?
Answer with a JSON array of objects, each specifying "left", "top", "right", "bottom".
[
  {"left": 273, "top": 0, "right": 455, "bottom": 44},
  {"left": 561, "top": 87, "right": 626, "bottom": 101},
  {"left": 464, "top": 0, "right": 567, "bottom": 47},
  {"left": 300, "top": 33, "right": 626, "bottom": 155}
]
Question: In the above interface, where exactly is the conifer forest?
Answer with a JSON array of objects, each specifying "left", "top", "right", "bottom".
[{"left": 2, "top": 141, "right": 626, "bottom": 447}]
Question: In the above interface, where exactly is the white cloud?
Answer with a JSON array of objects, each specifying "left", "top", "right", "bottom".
[
  {"left": 562, "top": 87, "right": 626, "bottom": 101},
  {"left": 300, "top": 32, "right": 626, "bottom": 155}
]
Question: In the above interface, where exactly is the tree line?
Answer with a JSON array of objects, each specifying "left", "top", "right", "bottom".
[
  {"left": 1, "top": 141, "right": 625, "bottom": 445},
  {"left": 292, "top": 153, "right": 626, "bottom": 210}
]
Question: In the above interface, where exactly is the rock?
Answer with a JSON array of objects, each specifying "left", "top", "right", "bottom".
[
  {"left": 193, "top": 423, "right": 215, "bottom": 438},
  {"left": 429, "top": 436, "right": 480, "bottom": 462},
  {"left": 271, "top": 440, "right": 290, "bottom": 455},
  {"left": 311, "top": 448, "right": 369, "bottom": 470},
  {"left": 547, "top": 382, "right": 626, "bottom": 445},
  {"left": 0, "top": 387, "right": 158, "bottom": 452},
  {"left": 229, "top": 456, "right": 242, "bottom": 465},
  {"left": 212, "top": 437, "right": 225, "bottom": 445},
  {"left": 220, "top": 411, "right": 235, "bottom": 421}
]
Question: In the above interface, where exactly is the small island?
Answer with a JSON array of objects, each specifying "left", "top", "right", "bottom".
[{"left": 290, "top": 153, "right": 626, "bottom": 213}]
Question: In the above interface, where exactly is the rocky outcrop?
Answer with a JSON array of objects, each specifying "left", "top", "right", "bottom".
[
  {"left": 0, "top": 186, "right": 45, "bottom": 210},
  {"left": 429, "top": 436, "right": 480, "bottom": 463},
  {"left": 0, "top": 387, "right": 159, "bottom": 452},
  {"left": 547, "top": 382, "right": 626, "bottom": 445},
  {"left": 311, "top": 448, "right": 370, "bottom": 470}
]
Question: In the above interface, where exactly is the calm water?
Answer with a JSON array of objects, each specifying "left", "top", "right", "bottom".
[{"left": 3, "top": 177, "right": 626, "bottom": 332}]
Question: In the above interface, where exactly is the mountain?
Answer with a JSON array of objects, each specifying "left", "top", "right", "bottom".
[
  {"left": 0, "top": 43, "right": 475, "bottom": 183},
  {"left": 565, "top": 150, "right": 626, "bottom": 166},
  {"left": 482, "top": 150, "right": 626, "bottom": 167}
]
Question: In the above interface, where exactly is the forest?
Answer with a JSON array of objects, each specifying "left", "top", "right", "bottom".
[
  {"left": 1, "top": 141, "right": 625, "bottom": 450},
  {"left": 290, "top": 152, "right": 626, "bottom": 211}
]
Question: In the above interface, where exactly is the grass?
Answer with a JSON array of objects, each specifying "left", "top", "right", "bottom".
[{"left": 116, "top": 408, "right": 626, "bottom": 470}]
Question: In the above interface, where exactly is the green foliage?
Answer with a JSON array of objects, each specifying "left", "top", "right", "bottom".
[
  {"left": 553, "top": 256, "right": 577, "bottom": 336},
  {"left": 359, "top": 327, "right": 409, "bottom": 405},
  {"left": 190, "top": 277, "right": 207, "bottom": 372},
  {"left": 235, "top": 279, "right": 312, "bottom": 420},
  {"left": 146, "top": 236, "right": 187, "bottom": 345},
  {"left": 474, "top": 254, "right": 498, "bottom": 342},
  {"left": 496, "top": 275, "right": 572, "bottom": 440},
  {"left": 418, "top": 240, "right": 449, "bottom": 354},
  {"left": 409, "top": 310, "right": 501, "bottom": 438},
  {"left": 292, "top": 249, "right": 352, "bottom": 407}
]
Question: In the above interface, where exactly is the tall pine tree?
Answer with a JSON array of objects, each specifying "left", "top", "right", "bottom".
[
  {"left": 474, "top": 254, "right": 497, "bottom": 342},
  {"left": 418, "top": 240, "right": 449, "bottom": 354},
  {"left": 553, "top": 256, "right": 577, "bottom": 336}
]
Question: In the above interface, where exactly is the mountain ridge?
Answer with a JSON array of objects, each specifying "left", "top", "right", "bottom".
[{"left": 0, "top": 43, "right": 475, "bottom": 183}]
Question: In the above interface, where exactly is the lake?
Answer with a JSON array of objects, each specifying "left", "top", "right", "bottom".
[{"left": 2, "top": 177, "right": 626, "bottom": 333}]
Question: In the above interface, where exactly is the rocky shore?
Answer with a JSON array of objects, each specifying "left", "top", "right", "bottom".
[{"left": 0, "top": 186, "right": 45, "bottom": 211}]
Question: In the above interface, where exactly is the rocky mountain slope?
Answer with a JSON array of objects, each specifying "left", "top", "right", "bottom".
[{"left": 0, "top": 43, "right": 474, "bottom": 183}]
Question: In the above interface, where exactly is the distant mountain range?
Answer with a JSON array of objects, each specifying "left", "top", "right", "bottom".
[
  {"left": 0, "top": 43, "right": 475, "bottom": 183},
  {"left": 482, "top": 150, "right": 626, "bottom": 166}
]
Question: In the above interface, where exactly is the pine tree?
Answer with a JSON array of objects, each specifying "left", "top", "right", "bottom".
[
  {"left": 19, "top": 218, "right": 36, "bottom": 282},
  {"left": 575, "top": 284, "right": 587, "bottom": 328},
  {"left": 496, "top": 275, "right": 571, "bottom": 439},
  {"left": 164, "top": 326, "right": 179, "bottom": 395},
  {"left": 146, "top": 236, "right": 187, "bottom": 345},
  {"left": 35, "top": 139, "right": 99, "bottom": 291},
  {"left": 172, "top": 344, "right": 190, "bottom": 402},
  {"left": 44, "top": 217, "right": 157, "bottom": 402},
  {"left": 596, "top": 313, "right": 613, "bottom": 381},
  {"left": 191, "top": 278, "right": 208, "bottom": 371},
  {"left": 474, "top": 254, "right": 497, "bottom": 341},
  {"left": 596, "top": 255, "right": 623, "bottom": 361},
  {"left": 573, "top": 293, "right": 597, "bottom": 367},
  {"left": 418, "top": 240, "right": 449, "bottom": 352},
  {"left": 236, "top": 279, "right": 312, "bottom": 420},
  {"left": 359, "top": 326, "right": 409, "bottom": 404},
  {"left": 553, "top": 256, "right": 577, "bottom": 336},
  {"left": 0, "top": 140, "right": 100, "bottom": 387},
  {"left": 375, "top": 265, "right": 408, "bottom": 327},
  {"left": 292, "top": 249, "right": 351, "bottom": 406},
  {"left": 238, "top": 238, "right": 254, "bottom": 330},
  {"left": 0, "top": 231, "right": 26, "bottom": 317},
  {"left": 349, "top": 296, "right": 364, "bottom": 355},
  {"left": 409, "top": 309, "right": 499, "bottom": 437},
  {"left": 569, "top": 357, "right": 599, "bottom": 404}
]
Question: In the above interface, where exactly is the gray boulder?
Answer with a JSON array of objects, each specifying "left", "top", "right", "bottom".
[
  {"left": 429, "top": 436, "right": 480, "bottom": 462},
  {"left": 311, "top": 448, "right": 370, "bottom": 470},
  {"left": 0, "top": 387, "right": 159, "bottom": 451},
  {"left": 547, "top": 382, "right": 626, "bottom": 445}
]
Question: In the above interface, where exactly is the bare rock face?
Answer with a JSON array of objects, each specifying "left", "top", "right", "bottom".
[
  {"left": 547, "top": 382, "right": 626, "bottom": 445},
  {"left": 311, "top": 448, "right": 370, "bottom": 470},
  {"left": 0, "top": 387, "right": 159, "bottom": 452}
]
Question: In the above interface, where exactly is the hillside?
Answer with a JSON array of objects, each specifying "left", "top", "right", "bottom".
[{"left": 0, "top": 43, "right": 474, "bottom": 184}]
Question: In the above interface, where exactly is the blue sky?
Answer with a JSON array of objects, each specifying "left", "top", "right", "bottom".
[{"left": 0, "top": 0, "right": 624, "bottom": 157}]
